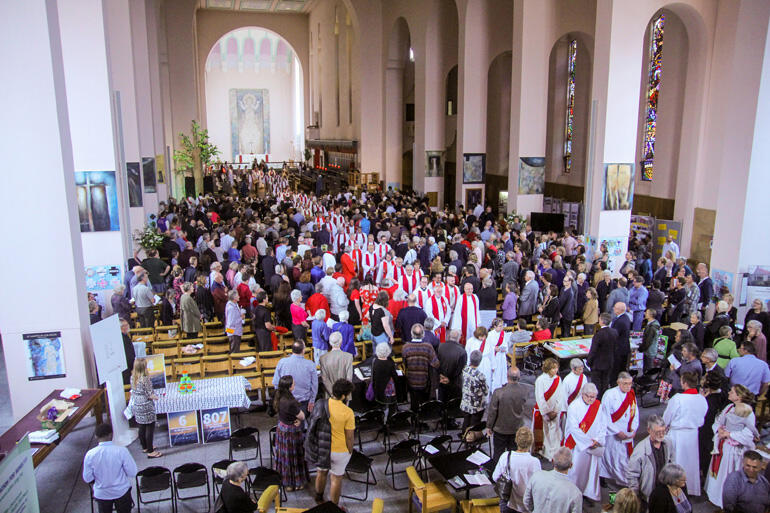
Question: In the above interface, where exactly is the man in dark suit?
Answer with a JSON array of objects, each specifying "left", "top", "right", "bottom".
[
  {"left": 460, "top": 265, "right": 481, "bottom": 294},
  {"left": 701, "top": 347, "right": 728, "bottom": 401},
  {"left": 394, "top": 294, "right": 427, "bottom": 342},
  {"left": 558, "top": 276, "right": 575, "bottom": 338},
  {"left": 314, "top": 225, "right": 331, "bottom": 249},
  {"left": 587, "top": 313, "right": 617, "bottom": 399},
  {"left": 610, "top": 303, "right": 633, "bottom": 384},
  {"left": 437, "top": 329, "right": 467, "bottom": 404}
]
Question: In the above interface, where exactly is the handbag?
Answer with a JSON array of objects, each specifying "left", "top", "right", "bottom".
[
  {"left": 494, "top": 451, "right": 513, "bottom": 502},
  {"left": 123, "top": 393, "right": 134, "bottom": 421},
  {"left": 365, "top": 380, "right": 375, "bottom": 401}
]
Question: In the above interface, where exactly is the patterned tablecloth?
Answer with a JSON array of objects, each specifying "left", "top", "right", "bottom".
[{"left": 154, "top": 376, "right": 251, "bottom": 414}]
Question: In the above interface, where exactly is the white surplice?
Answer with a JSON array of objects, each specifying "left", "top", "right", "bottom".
[
  {"left": 599, "top": 387, "right": 639, "bottom": 485},
  {"left": 465, "top": 336, "right": 493, "bottom": 388},
  {"left": 415, "top": 287, "right": 432, "bottom": 309},
  {"left": 450, "top": 292, "right": 480, "bottom": 343},
  {"left": 565, "top": 398, "right": 608, "bottom": 501},
  {"left": 533, "top": 373, "right": 565, "bottom": 460},
  {"left": 485, "top": 328, "right": 510, "bottom": 392},
  {"left": 562, "top": 371, "right": 587, "bottom": 410},
  {"left": 705, "top": 405, "right": 758, "bottom": 507},
  {"left": 362, "top": 252, "right": 378, "bottom": 279},
  {"left": 424, "top": 295, "right": 451, "bottom": 340},
  {"left": 662, "top": 391, "right": 708, "bottom": 496}
]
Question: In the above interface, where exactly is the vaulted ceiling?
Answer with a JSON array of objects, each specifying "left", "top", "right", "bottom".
[{"left": 199, "top": 0, "right": 318, "bottom": 14}]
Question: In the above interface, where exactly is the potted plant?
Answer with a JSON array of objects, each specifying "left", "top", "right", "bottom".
[
  {"left": 173, "top": 120, "right": 220, "bottom": 197},
  {"left": 133, "top": 224, "right": 165, "bottom": 252}
]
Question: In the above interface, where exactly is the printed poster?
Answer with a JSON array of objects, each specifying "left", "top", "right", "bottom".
[
  {"left": 201, "top": 406, "right": 232, "bottom": 443},
  {"left": 711, "top": 269, "right": 735, "bottom": 297},
  {"left": 0, "top": 435, "right": 39, "bottom": 513},
  {"left": 168, "top": 410, "right": 200, "bottom": 446},
  {"left": 23, "top": 332, "right": 66, "bottom": 381},
  {"left": 145, "top": 354, "right": 166, "bottom": 389},
  {"left": 746, "top": 266, "right": 770, "bottom": 312},
  {"left": 600, "top": 237, "right": 628, "bottom": 277},
  {"left": 85, "top": 265, "right": 122, "bottom": 292}
]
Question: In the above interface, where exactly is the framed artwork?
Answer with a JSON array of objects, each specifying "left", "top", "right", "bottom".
[
  {"left": 142, "top": 157, "right": 156, "bottom": 193},
  {"left": 426, "top": 151, "right": 444, "bottom": 177},
  {"left": 23, "top": 331, "right": 66, "bottom": 380},
  {"left": 602, "top": 163, "right": 634, "bottom": 210},
  {"left": 465, "top": 188, "right": 483, "bottom": 209},
  {"left": 462, "top": 153, "right": 485, "bottom": 184},
  {"left": 229, "top": 88, "right": 270, "bottom": 160},
  {"left": 518, "top": 157, "right": 545, "bottom": 194},
  {"left": 126, "top": 162, "right": 142, "bottom": 207},
  {"left": 75, "top": 171, "right": 120, "bottom": 232},
  {"left": 426, "top": 191, "right": 438, "bottom": 208}
]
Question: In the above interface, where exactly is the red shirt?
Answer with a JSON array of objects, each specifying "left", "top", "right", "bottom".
[
  {"left": 531, "top": 329, "right": 552, "bottom": 342},
  {"left": 236, "top": 283, "right": 252, "bottom": 309},
  {"left": 388, "top": 300, "right": 407, "bottom": 320},
  {"left": 306, "top": 293, "right": 330, "bottom": 321}
]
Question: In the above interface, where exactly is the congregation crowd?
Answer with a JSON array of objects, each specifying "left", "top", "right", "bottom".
[{"left": 84, "top": 163, "right": 770, "bottom": 513}]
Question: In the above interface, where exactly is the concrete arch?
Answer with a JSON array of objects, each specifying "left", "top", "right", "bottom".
[
  {"left": 485, "top": 51, "right": 513, "bottom": 207},
  {"left": 384, "top": 17, "right": 412, "bottom": 189}
]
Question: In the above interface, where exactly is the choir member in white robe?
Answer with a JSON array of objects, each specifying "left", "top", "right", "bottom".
[
  {"left": 441, "top": 274, "right": 461, "bottom": 312},
  {"left": 351, "top": 247, "right": 363, "bottom": 280},
  {"left": 362, "top": 243, "right": 379, "bottom": 280},
  {"left": 662, "top": 371, "right": 708, "bottom": 496},
  {"left": 485, "top": 319, "right": 511, "bottom": 392},
  {"left": 705, "top": 389, "right": 760, "bottom": 507},
  {"left": 376, "top": 253, "right": 396, "bottom": 284},
  {"left": 565, "top": 382, "right": 608, "bottom": 502},
  {"left": 375, "top": 237, "right": 391, "bottom": 260},
  {"left": 425, "top": 285, "right": 451, "bottom": 343},
  {"left": 399, "top": 264, "right": 419, "bottom": 295},
  {"left": 450, "top": 283, "right": 480, "bottom": 345},
  {"left": 465, "top": 327, "right": 493, "bottom": 390},
  {"left": 562, "top": 358, "right": 588, "bottom": 411},
  {"left": 352, "top": 230, "right": 367, "bottom": 250},
  {"left": 533, "top": 358, "right": 565, "bottom": 459},
  {"left": 599, "top": 372, "right": 639, "bottom": 487},
  {"left": 414, "top": 276, "right": 433, "bottom": 308}
]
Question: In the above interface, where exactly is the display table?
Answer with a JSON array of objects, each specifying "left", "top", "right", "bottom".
[
  {"left": 428, "top": 448, "right": 494, "bottom": 500},
  {"left": 154, "top": 376, "right": 250, "bottom": 414},
  {"left": 0, "top": 389, "right": 104, "bottom": 467},
  {"left": 544, "top": 337, "right": 593, "bottom": 359}
]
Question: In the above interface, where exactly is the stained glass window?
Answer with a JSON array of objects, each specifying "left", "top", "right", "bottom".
[
  {"left": 641, "top": 14, "right": 665, "bottom": 181},
  {"left": 563, "top": 39, "right": 577, "bottom": 174}
]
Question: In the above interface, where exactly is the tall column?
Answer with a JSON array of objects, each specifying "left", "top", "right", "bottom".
[
  {"left": 584, "top": 0, "right": 647, "bottom": 275},
  {"left": 507, "top": 0, "right": 556, "bottom": 216},
  {"left": 0, "top": 0, "right": 95, "bottom": 418},
  {"left": 384, "top": 58, "right": 405, "bottom": 189},
  {"left": 709, "top": 2, "right": 770, "bottom": 313}
]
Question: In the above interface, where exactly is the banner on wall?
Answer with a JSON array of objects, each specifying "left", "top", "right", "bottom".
[
  {"left": 168, "top": 410, "right": 200, "bottom": 446},
  {"left": 201, "top": 406, "right": 231, "bottom": 443},
  {"left": 600, "top": 237, "right": 628, "bottom": 276},
  {"left": 602, "top": 163, "right": 634, "bottom": 211},
  {"left": 0, "top": 435, "right": 39, "bottom": 513},
  {"left": 653, "top": 220, "right": 682, "bottom": 259},
  {"left": 23, "top": 332, "right": 66, "bottom": 381},
  {"left": 126, "top": 162, "right": 143, "bottom": 207},
  {"left": 156, "top": 154, "right": 165, "bottom": 184},
  {"left": 85, "top": 265, "right": 122, "bottom": 292},
  {"left": 630, "top": 215, "right": 654, "bottom": 242},
  {"left": 75, "top": 171, "right": 120, "bottom": 232},
  {"left": 746, "top": 266, "right": 770, "bottom": 312},
  {"left": 145, "top": 354, "right": 166, "bottom": 389},
  {"left": 142, "top": 157, "right": 156, "bottom": 193}
]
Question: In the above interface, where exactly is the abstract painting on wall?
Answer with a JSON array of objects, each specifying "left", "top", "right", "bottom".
[
  {"left": 142, "top": 157, "right": 156, "bottom": 193},
  {"left": 229, "top": 88, "right": 270, "bottom": 160},
  {"left": 462, "top": 153, "right": 485, "bottom": 184},
  {"left": 75, "top": 171, "right": 120, "bottom": 232},
  {"left": 426, "top": 151, "right": 444, "bottom": 177},
  {"left": 602, "top": 163, "right": 634, "bottom": 211},
  {"left": 126, "top": 162, "right": 142, "bottom": 207},
  {"left": 518, "top": 157, "right": 545, "bottom": 194}
]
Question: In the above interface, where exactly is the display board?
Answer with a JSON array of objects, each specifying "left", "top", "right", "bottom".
[
  {"left": 0, "top": 435, "right": 39, "bottom": 513},
  {"left": 653, "top": 220, "right": 682, "bottom": 259},
  {"left": 90, "top": 315, "right": 127, "bottom": 384},
  {"left": 145, "top": 354, "right": 166, "bottom": 389},
  {"left": 168, "top": 410, "right": 200, "bottom": 446},
  {"left": 201, "top": 406, "right": 231, "bottom": 443}
]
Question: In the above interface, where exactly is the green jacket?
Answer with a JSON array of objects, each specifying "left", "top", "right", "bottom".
[{"left": 713, "top": 337, "right": 739, "bottom": 368}]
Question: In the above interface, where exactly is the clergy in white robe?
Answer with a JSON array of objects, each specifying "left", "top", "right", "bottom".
[
  {"left": 441, "top": 275, "right": 461, "bottom": 312},
  {"left": 415, "top": 276, "right": 433, "bottom": 308},
  {"left": 562, "top": 359, "right": 588, "bottom": 411},
  {"left": 705, "top": 400, "right": 759, "bottom": 507},
  {"left": 450, "top": 283, "right": 480, "bottom": 344},
  {"left": 376, "top": 255, "right": 396, "bottom": 285},
  {"left": 533, "top": 358, "right": 565, "bottom": 459},
  {"left": 485, "top": 319, "right": 511, "bottom": 392},
  {"left": 565, "top": 382, "right": 608, "bottom": 501},
  {"left": 662, "top": 372, "right": 708, "bottom": 496},
  {"left": 599, "top": 373, "right": 639, "bottom": 486},
  {"left": 399, "top": 265, "right": 419, "bottom": 295},
  {"left": 362, "top": 244, "right": 379, "bottom": 280},
  {"left": 465, "top": 328, "right": 493, "bottom": 389},
  {"left": 321, "top": 250, "right": 336, "bottom": 272},
  {"left": 425, "top": 286, "right": 451, "bottom": 343}
]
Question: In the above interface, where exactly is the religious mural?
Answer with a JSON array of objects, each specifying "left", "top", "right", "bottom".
[
  {"left": 75, "top": 171, "right": 120, "bottom": 232},
  {"left": 229, "top": 88, "right": 270, "bottom": 160},
  {"left": 518, "top": 157, "right": 545, "bottom": 194}
]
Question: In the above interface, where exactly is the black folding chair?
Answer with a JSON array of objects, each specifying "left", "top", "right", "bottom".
[
  {"left": 210, "top": 459, "right": 234, "bottom": 497},
  {"left": 229, "top": 427, "right": 263, "bottom": 466},
  {"left": 355, "top": 409, "right": 385, "bottom": 455},
  {"left": 384, "top": 439, "right": 420, "bottom": 490},
  {"left": 136, "top": 466, "right": 175, "bottom": 513},
  {"left": 442, "top": 397, "right": 464, "bottom": 433},
  {"left": 173, "top": 463, "right": 210, "bottom": 511},
  {"left": 415, "top": 400, "right": 444, "bottom": 437},
  {"left": 268, "top": 425, "right": 278, "bottom": 467},
  {"left": 384, "top": 410, "right": 414, "bottom": 450},
  {"left": 247, "top": 466, "right": 287, "bottom": 503},
  {"left": 340, "top": 450, "right": 378, "bottom": 501}
]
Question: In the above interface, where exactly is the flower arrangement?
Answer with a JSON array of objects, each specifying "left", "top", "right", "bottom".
[
  {"left": 505, "top": 211, "right": 524, "bottom": 227},
  {"left": 134, "top": 224, "right": 165, "bottom": 251}
]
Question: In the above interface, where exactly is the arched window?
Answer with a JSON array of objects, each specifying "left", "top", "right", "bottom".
[
  {"left": 641, "top": 14, "right": 665, "bottom": 181},
  {"left": 563, "top": 39, "right": 577, "bottom": 174}
]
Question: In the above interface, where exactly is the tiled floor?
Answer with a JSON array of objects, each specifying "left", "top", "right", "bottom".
[{"left": 27, "top": 372, "right": 721, "bottom": 512}]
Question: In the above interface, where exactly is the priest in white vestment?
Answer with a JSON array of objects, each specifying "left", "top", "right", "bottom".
[
  {"left": 599, "top": 372, "right": 639, "bottom": 487},
  {"left": 362, "top": 242, "right": 379, "bottom": 280},
  {"left": 414, "top": 275, "right": 433, "bottom": 308},
  {"left": 533, "top": 358, "right": 565, "bottom": 459},
  {"left": 662, "top": 371, "right": 708, "bottom": 496},
  {"left": 450, "top": 282, "right": 480, "bottom": 345},
  {"left": 424, "top": 284, "right": 451, "bottom": 343},
  {"left": 565, "top": 382, "right": 608, "bottom": 502},
  {"left": 562, "top": 358, "right": 588, "bottom": 410},
  {"left": 485, "top": 319, "right": 511, "bottom": 392}
]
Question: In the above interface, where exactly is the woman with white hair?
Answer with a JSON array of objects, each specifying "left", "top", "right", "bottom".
[
  {"left": 744, "top": 298, "right": 770, "bottom": 343},
  {"left": 218, "top": 461, "right": 257, "bottom": 512},
  {"left": 371, "top": 342, "right": 398, "bottom": 417},
  {"left": 460, "top": 350, "right": 489, "bottom": 433},
  {"left": 110, "top": 284, "right": 132, "bottom": 321},
  {"left": 648, "top": 464, "right": 691, "bottom": 513},
  {"left": 290, "top": 289, "right": 310, "bottom": 343}
]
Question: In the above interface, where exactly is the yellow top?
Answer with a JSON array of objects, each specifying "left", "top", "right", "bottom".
[{"left": 328, "top": 398, "right": 355, "bottom": 453}]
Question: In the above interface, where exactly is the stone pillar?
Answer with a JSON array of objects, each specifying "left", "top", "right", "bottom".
[
  {"left": 384, "top": 58, "right": 405, "bottom": 189},
  {"left": 0, "top": 0, "right": 96, "bottom": 418}
]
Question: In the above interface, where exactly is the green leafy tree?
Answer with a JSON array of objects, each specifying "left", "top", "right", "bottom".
[{"left": 173, "top": 120, "right": 219, "bottom": 196}]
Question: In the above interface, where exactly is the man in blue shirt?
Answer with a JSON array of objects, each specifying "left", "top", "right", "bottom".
[
  {"left": 331, "top": 310, "right": 356, "bottom": 357},
  {"left": 82, "top": 423, "right": 137, "bottom": 513},
  {"left": 273, "top": 341, "right": 319, "bottom": 418},
  {"left": 628, "top": 276, "right": 649, "bottom": 330},
  {"left": 725, "top": 341, "right": 770, "bottom": 396},
  {"left": 359, "top": 215, "right": 370, "bottom": 235}
]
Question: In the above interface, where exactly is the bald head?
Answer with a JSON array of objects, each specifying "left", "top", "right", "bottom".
[{"left": 508, "top": 367, "right": 521, "bottom": 383}]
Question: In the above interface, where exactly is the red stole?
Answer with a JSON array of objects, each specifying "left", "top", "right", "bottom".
[
  {"left": 568, "top": 374, "right": 584, "bottom": 405},
  {"left": 497, "top": 330, "right": 506, "bottom": 347},
  {"left": 532, "top": 375, "right": 560, "bottom": 451},
  {"left": 710, "top": 404, "right": 733, "bottom": 477},
  {"left": 401, "top": 273, "right": 417, "bottom": 293},
  {"left": 564, "top": 400, "right": 602, "bottom": 449},
  {"left": 416, "top": 288, "right": 429, "bottom": 307},
  {"left": 459, "top": 293, "right": 478, "bottom": 345},
  {"left": 431, "top": 296, "right": 448, "bottom": 343},
  {"left": 610, "top": 390, "right": 637, "bottom": 456}
]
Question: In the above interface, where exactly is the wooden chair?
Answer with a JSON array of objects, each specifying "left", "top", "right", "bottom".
[
  {"left": 203, "top": 321, "right": 223, "bottom": 338},
  {"left": 202, "top": 355, "right": 231, "bottom": 377},
  {"left": 173, "top": 357, "right": 203, "bottom": 379},
  {"left": 151, "top": 340, "right": 179, "bottom": 360},
  {"left": 129, "top": 327, "right": 154, "bottom": 343},
  {"left": 406, "top": 466, "right": 456, "bottom": 513},
  {"left": 258, "top": 351, "right": 286, "bottom": 399},
  {"left": 278, "top": 333, "right": 294, "bottom": 352},
  {"left": 154, "top": 325, "right": 180, "bottom": 342},
  {"left": 178, "top": 337, "right": 204, "bottom": 357},
  {"left": 371, "top": 498, "right": 384, "bottom": 513},
  {"left": 460, "top": 498, "right": 498, "bottom": 513},
  {"left": 124, "top": 384, "right": 131, "bottom": 403},
  {"left": 205, "top": 335, "right": 231, "bottom": 355},
  {"left": 231, "top": 351, "right": 263, "bottom": 401}
]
